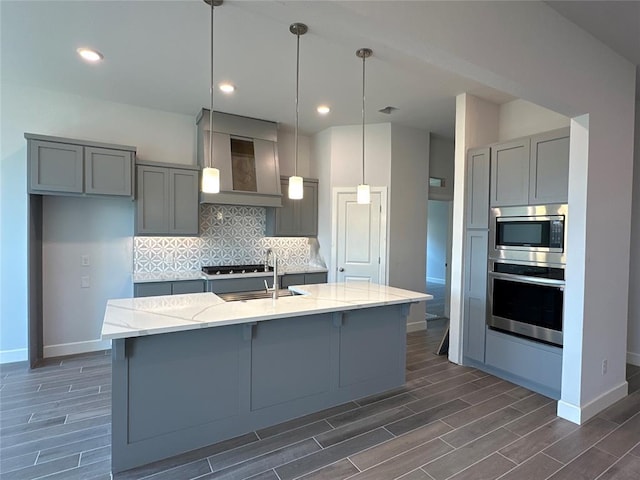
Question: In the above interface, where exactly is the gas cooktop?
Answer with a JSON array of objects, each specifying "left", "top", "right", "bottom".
[{"left": 201, "top": 264, "right": 273, "bottom": 275}]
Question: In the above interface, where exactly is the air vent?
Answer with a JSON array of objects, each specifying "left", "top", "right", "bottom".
[{"left": 378, "top": 106, "right": 398, "bottom": 114}]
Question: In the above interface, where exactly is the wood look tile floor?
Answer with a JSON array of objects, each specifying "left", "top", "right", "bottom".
[{"left": 2, "top": 326, "right": 640, "bottom": 480}]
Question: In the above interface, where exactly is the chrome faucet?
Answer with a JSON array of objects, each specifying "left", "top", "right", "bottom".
[{"left": 264, "top": 248, "right": 279, "bottom": 300}]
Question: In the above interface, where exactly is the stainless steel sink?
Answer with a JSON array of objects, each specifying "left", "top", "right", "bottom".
[{"left": 218, "top": 289, "right": 297, "bottom": 302}]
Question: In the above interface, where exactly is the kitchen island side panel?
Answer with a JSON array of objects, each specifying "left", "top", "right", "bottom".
[{"left": 111, "top": 304, "right": 408, "bottom": 474}]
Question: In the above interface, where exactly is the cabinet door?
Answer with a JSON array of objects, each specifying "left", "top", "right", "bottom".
[
  {"left": 298, "top": 181, "right": 318, "bottom": 236},
  {"left": 171, "top": 280, "right": 205, "bottom": 294},
  {"left": 275, "top": 178, "right": 298, "bottom": 236},
  {"left": 85, "top": 147, "right": 132, "bottom": 196},
  {"left": 253, "top": 139, "right": 280, "bottom": 195},
  {"left": 281, "top": 274, "right": 305, "bottom": 289},
  {"left": 29, "top": 140, "right": 84, "bottom": 193},
  {"left": 529, "top": 128, "right": 569, "bottom": 204},
  {"left": 134, "top": 282, "right": 172, "bottom": 298},
  {"left": 136, "top": 165, "right": 169, "bottom": 235},
  {"left": 304, "top": 272, "right": 327, "bottom": 284},
  {"left": 490, "top": 139, "right": 530, "bottom": 207},
  {"left": 466, "top": 148, "right": 490, "bottom": 229},
  {"left": 169, "top": 169, "right": 199, "bottom": 235},
  {"left": 463, "top": 230, "right": 488, "bottom": 364}
]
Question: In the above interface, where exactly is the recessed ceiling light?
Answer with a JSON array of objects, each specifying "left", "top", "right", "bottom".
[
  {"left": 219, "top": 83, "right": 235, "bottom": 93},
  {"left": 317, "top": 105, "right": 330, "bottom": 115},
  {"left": 77, "top": 48, "right": 103, "bottom": 63}
]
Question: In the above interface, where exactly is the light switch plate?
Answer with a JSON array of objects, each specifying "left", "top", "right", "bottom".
[{"left": 81, "top": 255, "right": 90, "bottom": 266}]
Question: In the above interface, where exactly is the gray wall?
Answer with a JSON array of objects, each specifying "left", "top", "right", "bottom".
[
  {"left": 427, "top": 200, "right": 449, "bottom": 283},
  {"left": 428, "top": 134, "right": 454, "bottom": 201},
  {"left": 42, "top": 196, "right": 133, "bottom": 357},
  {"left": 628, "top": 100, "right": 640, "bottom": 365}
]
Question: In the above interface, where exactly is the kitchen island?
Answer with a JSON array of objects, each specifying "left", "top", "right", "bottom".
[{"left": 102, "top": 282, "right": 431, "bottom": 473}]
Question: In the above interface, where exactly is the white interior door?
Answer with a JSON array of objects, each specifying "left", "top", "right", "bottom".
[{"left": 333, "top": 188, "right": 387, "bottom": 284}]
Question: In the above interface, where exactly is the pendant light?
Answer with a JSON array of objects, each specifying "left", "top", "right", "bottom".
[
  {"left": 202, "top": 0, "right": 223, "bottom": 194},
  {"left": 288, "top": 22, "right": 308, "bottom": 200},
  {"left": 356, "top": 48, "right": 372, "bottom": 204}
]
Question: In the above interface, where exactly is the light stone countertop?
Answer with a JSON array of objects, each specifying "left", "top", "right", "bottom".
[
  {"left": 101, "top": 282, "right": 432, "bottom": 340},
  {"left": 132, "top": 267, "right": 328, "bottom": 284}
]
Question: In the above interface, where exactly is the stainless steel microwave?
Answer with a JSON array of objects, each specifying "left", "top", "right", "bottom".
[{"left": 489, "top": 204, "right": 568, "bottom": 265}]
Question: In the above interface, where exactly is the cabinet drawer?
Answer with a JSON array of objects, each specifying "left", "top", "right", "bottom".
[
  {"left": 305, "top": 272, "right": 327, "bottom": 284},
  {"left": 134, "top": 282, "right": 173, "bottom": 298},
  {"left": 172, "top": 280, "right": 205, "bottom": 295}
]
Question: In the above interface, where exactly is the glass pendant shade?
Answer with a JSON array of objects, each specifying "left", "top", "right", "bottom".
[
  {"left": 288, "top": 175, "right": 304, "bottom": 199},
  {"left": 202, "top": 167, "right": 220, "bottom": 193},
  {"left": 357, "top": 184, "right": 371, "bottom": 204}
]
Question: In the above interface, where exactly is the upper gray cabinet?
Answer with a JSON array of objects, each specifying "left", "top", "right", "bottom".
[
  {"left": 25, "top": 134, "right": 134, "bottom": 197},
  {"left": 529, "top": 129, "right": 570, "bottom": 204},
  {"left": 490, "top": 128, "right": 569, "bottom": 207},
  {"left": 196, "top": 110, "right": 282, "bottom": 207},
  {"left": 266, "top": 177, "right": 318, "bottom": 237},
  {"left": 490, "top": 138, "right": 530, "bottom": 207},
  {"left": 136, "top": 162, "right": 199, "bottom": 236},
  {"left": 466, "top": 147, "right": 491, "bottom": 229}
]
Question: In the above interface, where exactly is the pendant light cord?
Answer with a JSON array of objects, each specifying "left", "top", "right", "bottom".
[
  {"left": 208, "top": 0, "right": 215, "bottom": 170},
  {"left": 361, "top": 52, "right": 366, "bottom": 185},
  {"left": 294, "top": 30, "right": 300, "bottom": 178}
]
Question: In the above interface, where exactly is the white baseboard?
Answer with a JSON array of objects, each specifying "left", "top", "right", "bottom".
[
  {"left": 407, "top": 321, "right": 427, "bottom": 333},
  {"left": 0, "top": 348, "right": 28, "bottom": 364},
  {"left": 44, "top": 339, "right": 112, "bottom": 359},
  {"left": 627, "top": 351, "right": 640, "bottom": 366},
  {"left": 426, "top": 277, "right": 446, "bottom": 285},
  {"left": 557, "top": 381, "right": 629, "bottom": 424}
]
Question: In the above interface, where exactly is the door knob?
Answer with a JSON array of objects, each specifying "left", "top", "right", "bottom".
[{"left": 339, "top": 267, "right": 345, "bottom": 272}]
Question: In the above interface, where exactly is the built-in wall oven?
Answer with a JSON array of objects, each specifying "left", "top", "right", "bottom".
[{"left": 487, "top": 204, "right": 568, "bottom": 347}]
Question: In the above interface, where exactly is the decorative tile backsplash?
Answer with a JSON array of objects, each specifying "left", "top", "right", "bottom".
[{"left": 134, "top": 205, "right": 319, "bottom": 274}]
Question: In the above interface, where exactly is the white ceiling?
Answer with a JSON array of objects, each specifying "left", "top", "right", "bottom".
[{"left": 1, "top": 1, "right": 637, "bottom": 138}]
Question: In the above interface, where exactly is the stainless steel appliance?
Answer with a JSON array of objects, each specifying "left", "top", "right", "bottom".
[
  {"left": 487, "top": 261, "right": 564, "bottom": 346},
  {"left": 487, "top": 204, "right": 568, "bottom": 346},
  {"left": 489, "top": 204, "right": 567, "bottom": 266}
]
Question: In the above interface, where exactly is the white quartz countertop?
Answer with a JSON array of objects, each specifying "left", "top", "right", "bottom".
[
  {"left": 133, "top": 267, "right": 328, "bottom": 283},
  {"left": 101, "top": 282, "right": 432, "bottom": 340}
]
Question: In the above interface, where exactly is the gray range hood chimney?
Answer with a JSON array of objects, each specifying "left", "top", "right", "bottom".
[{"left": 196, "top": 109, "right": 282, "bottom": 207}]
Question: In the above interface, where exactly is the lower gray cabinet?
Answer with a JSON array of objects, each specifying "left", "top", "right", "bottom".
[
  {"left": 280, "top": 272, "right": 328, "bottom": 289},
  {"left": 463, "top": 230, "right": 488, "bottom": 364},
  {"left": 134, "top": 280, "right": 205, "bottom": 298},
  {"left": 136, "top": 162, "right": 199, "bottom": 236},
  {"left": 26, "top": 134, "right": 134, "bottom": 197}
]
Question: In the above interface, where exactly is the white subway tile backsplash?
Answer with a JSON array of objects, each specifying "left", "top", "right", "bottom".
[{"left": 134, "top": 205, "right": 311, "bottom": 274}]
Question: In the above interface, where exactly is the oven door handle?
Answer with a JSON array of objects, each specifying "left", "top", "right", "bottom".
[{"left": 489, "top": 271, "right": 565, "bottom": 287}]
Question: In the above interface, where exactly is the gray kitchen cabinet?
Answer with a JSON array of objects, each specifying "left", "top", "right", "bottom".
[
  {"left": 485, "top": 328, "right": 562, "bottom": 399},
  {"left": 281, "top": 272, "right": 328, "bottom": 288},
  {"left": 26, "top": 134, "right": 134, "bottom": 197},
  {"left": 266, "top": 177, "right": 318, "bottom": 237},
  {"left": 463, "top": 230, "right": 489, "bottom": 364},
  {"left": 134, "top": 280, "right": 205, "bottom": 298},
  {"left": 490, "top": 139, "right": 530, "bottom": 207},
  {"left": 85, "top": 147, "right": 133, "bottom": 196},
  {"left": 136, "top": 163, "right": 199, "bottom": 236},
  {"left": 466, "top": 147, "right": 491, "bottom": 229},
  {"left": 490, "top": 128, "right": 569, "bottom": 207},
  {"left": 529, "top": 128, "right": 570, "bottom": 204}
]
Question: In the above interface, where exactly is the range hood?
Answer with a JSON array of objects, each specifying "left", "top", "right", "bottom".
[{"left": 197, "top": 109, "right": 282, "bottom": 207}]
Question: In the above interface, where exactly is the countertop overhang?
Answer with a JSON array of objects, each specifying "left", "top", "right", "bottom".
[{"left": 101, "top": 282, "right": 432, "bottom": 340}]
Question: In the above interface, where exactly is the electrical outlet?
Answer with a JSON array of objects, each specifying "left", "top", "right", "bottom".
[
  {"left": 602, "top": 359, "right": 608, "bottom": 375},
  {"left": 81, "top": 276, "right": 90, "bottom": 288},
  {"left": 165, "top": 253, "right": 174, "bottom": 265},
  {"left": 81, "top": 255, "right": 90, "bottom": 266}
]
